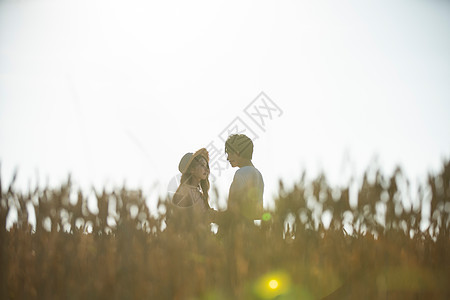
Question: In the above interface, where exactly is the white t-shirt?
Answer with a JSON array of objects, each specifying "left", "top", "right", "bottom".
[{"left": 228, "top": 166, "right": 264, "bottom": 221}]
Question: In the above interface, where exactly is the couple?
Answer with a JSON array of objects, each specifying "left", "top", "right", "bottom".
[{"left": 170, "top": 134, "right": 264, "bottom": 231}]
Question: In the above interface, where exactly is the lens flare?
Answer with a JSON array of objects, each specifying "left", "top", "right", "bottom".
[
  {"left": 262, "top": 212, "right": 272, "bottom": 221},
  {"left": 268, "top": 279, "right": 279, "bottom": 289},
  {"left": 253, "top": 271, "right": 291, "bottom": 299}
]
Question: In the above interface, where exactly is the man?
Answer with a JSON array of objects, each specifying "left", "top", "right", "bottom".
[
  {"left": 219, "top": 134, "right": 265, "bottom": 296},
  {"left": 224, "top": 134, "right": 264, "bottom": 224}
]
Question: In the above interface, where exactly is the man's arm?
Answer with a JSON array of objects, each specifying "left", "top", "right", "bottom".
[
  {"left": 210, "top": 172, "right": 244, "bottom": 226},
  {"left": 227, "top": 171, "right": 247, "bottom": 221}
]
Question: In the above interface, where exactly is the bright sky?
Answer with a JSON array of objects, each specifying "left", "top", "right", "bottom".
[{"left": 1, "top": 0, "right": 449, "bottom": 213}]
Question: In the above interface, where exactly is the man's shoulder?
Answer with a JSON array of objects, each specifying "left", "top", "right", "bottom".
[
  {"left": 237, "top": 166, "right": 262, "bottom": 176},
  {"left": 235, "top": 166, "right": 263, "bottom": 185}
]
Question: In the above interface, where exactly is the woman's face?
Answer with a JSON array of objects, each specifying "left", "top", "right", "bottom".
[{"left": 191, "top": 156, "right": 209, "bottom": 181}]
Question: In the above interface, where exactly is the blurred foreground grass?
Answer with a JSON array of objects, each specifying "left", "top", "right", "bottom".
[{"left": 0, "top": 161, "right": 449, "bottom": 299}]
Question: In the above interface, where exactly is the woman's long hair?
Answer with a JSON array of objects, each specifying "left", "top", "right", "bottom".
[{"left": 176, "top": 155, "right": 210, "bottom": 208}]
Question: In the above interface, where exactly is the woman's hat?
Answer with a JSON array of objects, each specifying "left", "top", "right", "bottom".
[{"left": 178, "top": 148, "right": 209, "bottom": 174}]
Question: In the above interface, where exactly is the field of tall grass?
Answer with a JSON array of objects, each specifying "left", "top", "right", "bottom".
[{"left": 1, "top": 161, "right": 449, "bottom": 299}]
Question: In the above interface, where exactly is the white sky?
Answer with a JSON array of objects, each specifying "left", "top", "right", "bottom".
[{"left": 1, "top": 0, "right": 449, "bottom": 212}]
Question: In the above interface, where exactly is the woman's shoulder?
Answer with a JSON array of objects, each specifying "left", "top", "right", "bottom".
[
  {"left": 173, "top": 186, "right": 190, "bottom": 207},
  {"left": 176, "top": 183, "right": 199, "bottom": 196},
  {"left": 173, "top": 184, "right": 200, "bottom": 207}
]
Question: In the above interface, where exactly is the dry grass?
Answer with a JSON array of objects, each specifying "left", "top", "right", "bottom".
[{"left": 0, "top": 161, "right": 449, "bottom": 299}]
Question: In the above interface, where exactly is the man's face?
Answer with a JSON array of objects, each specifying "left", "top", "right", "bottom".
[{"left": 226, "top": 151, "right": 240, "bottom": 168}]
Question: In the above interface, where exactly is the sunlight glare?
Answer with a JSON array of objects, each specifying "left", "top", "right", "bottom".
[{"left": 268, "top": 279, "right": 279, "bottom": 290}]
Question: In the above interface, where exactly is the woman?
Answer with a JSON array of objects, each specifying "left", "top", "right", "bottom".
[{"left": 168, "top": 148, "right": 213, "bottom": 230}]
